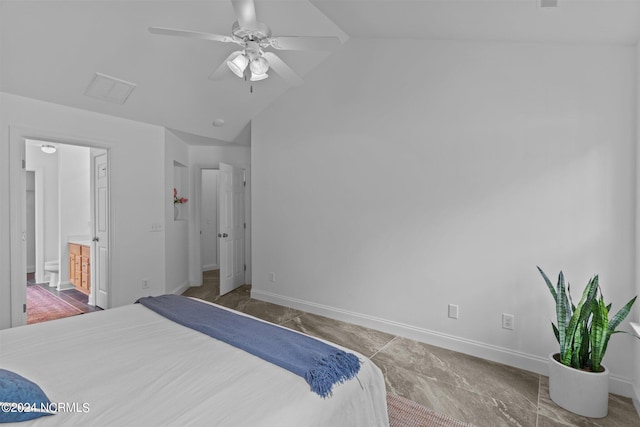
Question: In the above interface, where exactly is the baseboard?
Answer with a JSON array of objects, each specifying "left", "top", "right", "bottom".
[
  {"left": 169, "top": 281, "right": 192, "bottom": 296},
  {"left": 202, "top": 264, "right": 218, "bottom": 271},
  {"left": 634, "top": 383, "right": 640, "bottom": 416},
  {"left": 57, "top": 281, "right": 74, "bottom": 291},
  {"left": 610, "top": 376, "right": 636, "bottom": 400},
  {"left": 251, "top": 288, "right": 635, "bottom": 399}
]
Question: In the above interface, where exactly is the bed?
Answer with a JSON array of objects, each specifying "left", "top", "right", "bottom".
[{"left": 0, "top": 296, "right": 389, "bottom": 426}]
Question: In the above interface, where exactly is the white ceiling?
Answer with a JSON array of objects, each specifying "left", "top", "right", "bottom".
[
  {"left": 314, "top": 0, "right": 640, "bottom": 44},
  {"left": 1, "top": 1, "right": 639, "bottom": 146}
]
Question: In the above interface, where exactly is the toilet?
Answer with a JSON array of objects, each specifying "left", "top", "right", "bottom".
[{"left": 44, "top": 261, "right": 59, "bottom": 288}]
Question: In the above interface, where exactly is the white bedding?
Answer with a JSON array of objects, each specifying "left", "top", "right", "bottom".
[{"left": 0, "top": 300, "right": 389, "bottom": 426}]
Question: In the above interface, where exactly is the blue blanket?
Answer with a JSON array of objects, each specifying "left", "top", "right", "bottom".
[{"left": 136, "top": 295, "right": 360, "bottom": 397}]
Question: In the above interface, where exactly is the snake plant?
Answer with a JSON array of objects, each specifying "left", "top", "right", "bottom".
[{"left": 538, "top": 267, "right": 637, "bottom": 372}]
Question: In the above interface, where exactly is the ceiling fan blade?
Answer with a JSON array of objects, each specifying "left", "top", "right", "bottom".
[
  {"left": 231, "top": 0, "right": 258, "bottom": 31},
  {"left": 269, "top": 36, "right": 342, "bottom": 51},
  {"left": 209, "top": 51, "right": 242, "bottom": 80},
  {"left": 263, "top": 52, "right": 303, "bottom": 86},
  {"left": 149, "top": 27, "right": 236, "bottom": 44}
]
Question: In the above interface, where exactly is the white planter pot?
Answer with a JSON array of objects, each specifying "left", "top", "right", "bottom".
[{"left": 548, "top": 353, "right": 609, "bottom": 418}]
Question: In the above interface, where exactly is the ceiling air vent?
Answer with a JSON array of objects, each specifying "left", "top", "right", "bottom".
[{"left": 84, "top": 72, "right": 136, "bottom": 104}]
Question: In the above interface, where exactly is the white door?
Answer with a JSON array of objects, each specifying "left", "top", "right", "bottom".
[
  {"left": 218, "top": 163, "right": 245, "bottom": 295},
  {"left": 93, "top": 153, "right": 109, "bottom": 308}
]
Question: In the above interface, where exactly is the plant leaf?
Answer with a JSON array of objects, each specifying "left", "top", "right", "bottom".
[
  {"left": 539, "top": 269, "right": 638, "bottom": 371},
  {"left": 552, "top": 322, "right": 560, "bottom": 344},
  {"left": 537, "top": 266, "right": 557, "bottom": 302},
  {"left": 561, "top": 275, "right": 598, "bottom": 366},
  {"left": 579, "top": 321, "right": 590, "bottom": 368},
  {"left": 571, "top": 324, "right": 583, "bottom": 368},
  {"left": 590, "top": 296, "right": 609, "bottom": 372},
  {"left": 556, "top": 272, "right": 569, "bottom": 360},
  {"left": 567, "top": 282, "right": 577, "bottom": 312},
  {"left": 609, "top": 296, "right": 637, "bottom": 333}
]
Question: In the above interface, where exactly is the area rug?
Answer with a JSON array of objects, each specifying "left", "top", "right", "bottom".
[
  {"left": 387, "top": 393, "right": 474, "bottom": 427},
  {"left": 27, "top": 286, "right": 84, "bottom": 324}
]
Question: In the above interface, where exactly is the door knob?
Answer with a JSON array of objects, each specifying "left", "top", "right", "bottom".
[
  {"left": 222, "top": 233, "right": 228, "bottom": 238},
  {"left": 92, "top": 237, "right": 99, "bottom": 242}
]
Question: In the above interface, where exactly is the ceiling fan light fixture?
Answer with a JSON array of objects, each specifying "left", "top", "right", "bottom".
[
  {"left": 249, "top": 56, "right": 269, "bottom": 75},
  {"left": 250, "top": 72, "right": 268, "bottom": 82},
  {"left": 227, "top": 53, "right": 248, "bottom": 78},
  {"left": 40, "top": 144, "right": 57, "bottom": 154}
]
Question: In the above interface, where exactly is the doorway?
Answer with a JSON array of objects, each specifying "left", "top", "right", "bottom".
[
  {"left": 200, "top": 169, "right": 219, "bottom": 272},
  {"left": 194, "top": 164, "right": 245, "bottom": 297},
  {"left": 196, "top": 168, "right": 221, "bottom": 299},
  {"left": 10, "top": 132, "right": 111, "bottom": 327}
]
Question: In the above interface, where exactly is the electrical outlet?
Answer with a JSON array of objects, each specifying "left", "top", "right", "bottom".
[
  {"left": 539, "top": 0, "right": 558, "bottom": 8},
  {"left": 448, "top": 304, "right": 459, "bottom": 319},
  {"left": 142, "top": 279, "right": 150, "bottom": 289},
  {"left": 269, "top": 272, "right": 276, "bottom": 283},
  {"left": 502, "top": 313, "right": 515, "bottom": 330},
  {"left": 150, "top": 223, "right": 163, "bottom": 232}
]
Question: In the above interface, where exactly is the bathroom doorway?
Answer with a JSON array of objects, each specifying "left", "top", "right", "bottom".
[{"left": 23, "top": 140, "right": 107, "bottom": 324}]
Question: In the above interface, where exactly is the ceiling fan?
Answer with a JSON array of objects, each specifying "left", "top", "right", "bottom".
[{"left": 149, "top": 0, "right": 342, "bottom": 86}]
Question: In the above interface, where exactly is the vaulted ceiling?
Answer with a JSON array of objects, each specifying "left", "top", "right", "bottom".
[{"left": 2, "top": 1, "right": 639, "bottom": 146}]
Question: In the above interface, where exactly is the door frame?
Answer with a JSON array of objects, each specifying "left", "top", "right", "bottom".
[
  {"left": 9, "top": 126, "right": 112, "bottom": 326},
  {"left": 191, "top": 166, "right": 220, "bottom": 288},
  {"left": 191, "top": 167, "right": 206, "bottom": 287},
  {"left": 190, "top": 165, "right": 250, "bottom": 291}
]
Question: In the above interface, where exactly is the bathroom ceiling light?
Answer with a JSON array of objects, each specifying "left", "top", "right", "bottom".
[{"left": 41, "top": 144, "right": 57, "bottom": 154}]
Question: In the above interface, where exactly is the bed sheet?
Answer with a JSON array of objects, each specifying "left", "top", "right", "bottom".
[{"left": 0, "top": 300, "right": 389, "bottom": 427}]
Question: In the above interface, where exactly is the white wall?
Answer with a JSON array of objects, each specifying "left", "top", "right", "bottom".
[
  {"left": 252, "top": 39, "right": 637, "bottom": 395},
  {"left": 0, "top": 92, "right": 167, "bottom": 329},
  {"left": 58, "top": 144, "right": 91, "bottom": 288},
  {"left": 165, "top": 129, "right": 190, "bottom": 294},
  {"left": 188, "top": 145, "right": 251, "bottom": 287}
]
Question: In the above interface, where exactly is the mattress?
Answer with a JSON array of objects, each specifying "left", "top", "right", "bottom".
[{"left": 0, "top": 299, "right": 389, "bottom": 426}]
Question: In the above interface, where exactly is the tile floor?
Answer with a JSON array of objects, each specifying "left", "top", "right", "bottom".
[{"left": 184, "top": 271, "right": 640, "bottom": 427}]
